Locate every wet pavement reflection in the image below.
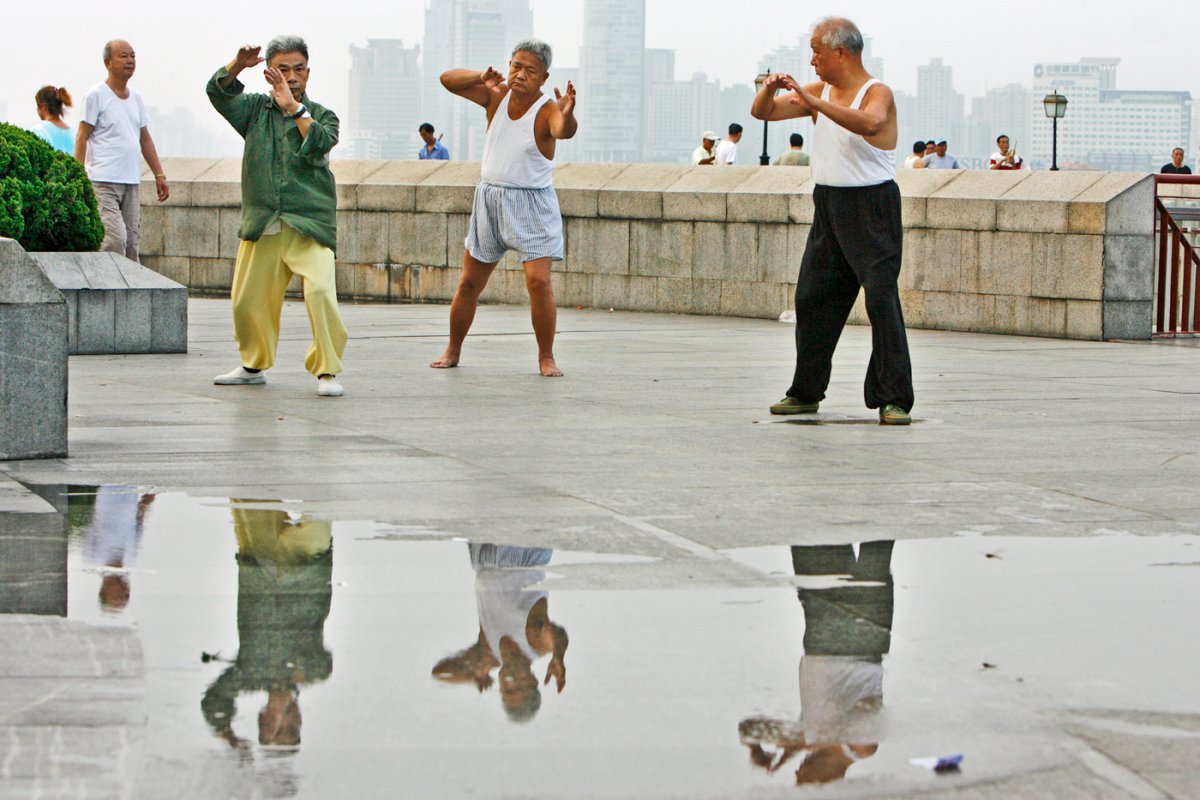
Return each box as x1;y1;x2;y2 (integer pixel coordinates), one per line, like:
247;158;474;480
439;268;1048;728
3;488;1200;799
740;542;893;785
432;544;568;721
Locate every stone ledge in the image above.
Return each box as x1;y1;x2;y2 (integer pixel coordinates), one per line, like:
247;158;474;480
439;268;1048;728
31;252;188;355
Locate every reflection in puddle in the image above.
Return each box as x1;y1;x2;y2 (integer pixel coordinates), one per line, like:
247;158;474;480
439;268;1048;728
3;488;1200;798
741;543;893;785
201;503;334;756
433;544;569;722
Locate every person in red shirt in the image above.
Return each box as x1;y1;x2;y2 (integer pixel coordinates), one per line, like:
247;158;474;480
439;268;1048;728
989;134;1022;170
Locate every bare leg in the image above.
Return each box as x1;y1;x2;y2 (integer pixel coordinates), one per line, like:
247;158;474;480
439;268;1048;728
430;251;498;368
524;257;562;377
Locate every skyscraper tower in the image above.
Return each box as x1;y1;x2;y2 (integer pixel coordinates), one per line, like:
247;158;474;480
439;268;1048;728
347;39;422;159
423;0;534;161
579;0;646;163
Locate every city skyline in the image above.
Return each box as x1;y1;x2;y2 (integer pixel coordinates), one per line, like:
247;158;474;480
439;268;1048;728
2;0;1197;163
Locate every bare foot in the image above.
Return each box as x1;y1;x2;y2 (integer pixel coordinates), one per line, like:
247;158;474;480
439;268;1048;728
539;356;563;377
430;351;460;369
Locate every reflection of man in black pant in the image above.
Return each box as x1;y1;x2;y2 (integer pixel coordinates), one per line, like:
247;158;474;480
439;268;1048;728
740;540;894;785
201;505;333;749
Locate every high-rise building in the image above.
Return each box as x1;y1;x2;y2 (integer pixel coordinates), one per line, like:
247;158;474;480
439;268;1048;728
916;58;965;151
1031;58;1191;171
579;0;645;163
347;39;422;160
422;0;533;161
646;72;722;163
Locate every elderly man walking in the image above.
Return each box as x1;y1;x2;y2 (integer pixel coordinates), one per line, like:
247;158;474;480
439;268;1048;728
76;40;169;261
752;17;914;424
206;37;347;398
430;39;578;377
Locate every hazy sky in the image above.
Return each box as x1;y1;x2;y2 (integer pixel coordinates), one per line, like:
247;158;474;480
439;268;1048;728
2;0;1195;141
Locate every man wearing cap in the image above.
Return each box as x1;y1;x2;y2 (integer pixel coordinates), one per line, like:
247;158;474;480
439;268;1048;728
752;16;914;425
923;139;961;169
693;131;717;165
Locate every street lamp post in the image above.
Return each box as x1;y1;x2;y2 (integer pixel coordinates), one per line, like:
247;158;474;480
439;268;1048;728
754;69;772;166
1043;90;1068;171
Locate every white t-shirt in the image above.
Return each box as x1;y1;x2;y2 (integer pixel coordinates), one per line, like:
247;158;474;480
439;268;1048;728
82;82;149;184
691;146;714;165
902;154;925;169
714;139;738;166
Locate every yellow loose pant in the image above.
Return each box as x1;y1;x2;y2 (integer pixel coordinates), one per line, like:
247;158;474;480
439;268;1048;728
231;222;347;377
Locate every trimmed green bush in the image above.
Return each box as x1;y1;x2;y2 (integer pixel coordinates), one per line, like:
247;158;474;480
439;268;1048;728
0;122;104;251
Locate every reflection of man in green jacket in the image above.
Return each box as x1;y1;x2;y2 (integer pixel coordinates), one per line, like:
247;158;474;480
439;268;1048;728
201;504;333;748
206;36;347;398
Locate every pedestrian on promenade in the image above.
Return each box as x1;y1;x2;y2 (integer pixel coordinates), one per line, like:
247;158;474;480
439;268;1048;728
76;40;169;262
923;140;936;157
31;86;75;154
693;130;717;165
989;134;1022;170
430;39;578;377
716;122;742;165
752;16;914;425
1161;147;1191;174
902;140;926;169
923;139;961;169
207;37;348;398
774;133;810;166
418;122;450;160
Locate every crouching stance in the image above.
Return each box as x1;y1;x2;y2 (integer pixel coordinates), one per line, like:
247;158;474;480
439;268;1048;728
207;37;347;397
431;39;577;377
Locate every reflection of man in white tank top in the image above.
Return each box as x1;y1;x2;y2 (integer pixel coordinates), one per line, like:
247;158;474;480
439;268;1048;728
751;16;914;426
431;40;580;378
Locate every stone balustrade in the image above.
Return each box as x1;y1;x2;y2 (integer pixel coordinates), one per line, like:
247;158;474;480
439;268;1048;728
139;159;1155;340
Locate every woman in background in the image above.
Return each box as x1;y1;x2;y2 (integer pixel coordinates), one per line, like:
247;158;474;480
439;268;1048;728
32;85;75;153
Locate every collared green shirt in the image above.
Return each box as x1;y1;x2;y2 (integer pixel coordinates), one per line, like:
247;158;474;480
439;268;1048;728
206;67;339;252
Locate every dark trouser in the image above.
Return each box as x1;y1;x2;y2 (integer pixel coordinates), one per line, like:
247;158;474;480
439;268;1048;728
788;180;914;412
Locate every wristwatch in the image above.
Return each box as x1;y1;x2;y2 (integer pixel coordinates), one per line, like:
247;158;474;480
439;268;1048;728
291;104;310;120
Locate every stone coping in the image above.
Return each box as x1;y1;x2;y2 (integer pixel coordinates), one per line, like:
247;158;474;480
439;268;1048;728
144;160;1153;236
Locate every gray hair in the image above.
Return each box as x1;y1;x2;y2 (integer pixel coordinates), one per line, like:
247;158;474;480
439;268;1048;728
813;17;864;54
266;35;309;64
102;39;129;62
512;39;552;70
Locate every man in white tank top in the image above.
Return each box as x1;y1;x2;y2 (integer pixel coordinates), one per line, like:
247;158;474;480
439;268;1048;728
751;17;914;425
431;40;579;377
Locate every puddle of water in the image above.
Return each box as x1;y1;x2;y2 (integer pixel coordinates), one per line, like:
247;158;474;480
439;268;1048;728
2;487;1199;799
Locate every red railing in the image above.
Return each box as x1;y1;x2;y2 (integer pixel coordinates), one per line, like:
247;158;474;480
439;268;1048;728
1154;175;1200;335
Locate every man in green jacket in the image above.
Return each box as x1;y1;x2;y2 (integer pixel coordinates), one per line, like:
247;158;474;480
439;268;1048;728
207;36;347;397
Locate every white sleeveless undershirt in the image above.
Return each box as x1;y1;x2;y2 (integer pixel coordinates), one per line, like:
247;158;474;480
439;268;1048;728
809;79;896;188
480;92;554;189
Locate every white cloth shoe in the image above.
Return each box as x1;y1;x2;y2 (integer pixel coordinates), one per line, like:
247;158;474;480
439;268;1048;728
213;366;266;385
317;375;343;397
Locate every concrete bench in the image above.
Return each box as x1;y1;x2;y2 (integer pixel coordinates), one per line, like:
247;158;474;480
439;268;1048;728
0;238;68;460
31;252;188;355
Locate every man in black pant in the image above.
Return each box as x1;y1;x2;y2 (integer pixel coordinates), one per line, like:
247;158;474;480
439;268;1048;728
751;16;913;424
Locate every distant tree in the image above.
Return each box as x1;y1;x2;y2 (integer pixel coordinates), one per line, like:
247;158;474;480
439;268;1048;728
0;123;104;251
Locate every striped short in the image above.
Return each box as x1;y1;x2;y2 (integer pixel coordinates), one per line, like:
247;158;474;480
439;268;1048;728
465;180;565;264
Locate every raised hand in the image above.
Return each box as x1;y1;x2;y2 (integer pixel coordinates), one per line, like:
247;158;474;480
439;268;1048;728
544;655;566;693
264;66;299;115
553;81;576;117
234;45;263;71
480;66;506;95
762;73;789;93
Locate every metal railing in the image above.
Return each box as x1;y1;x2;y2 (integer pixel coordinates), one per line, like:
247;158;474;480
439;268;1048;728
1154;175;1200;335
